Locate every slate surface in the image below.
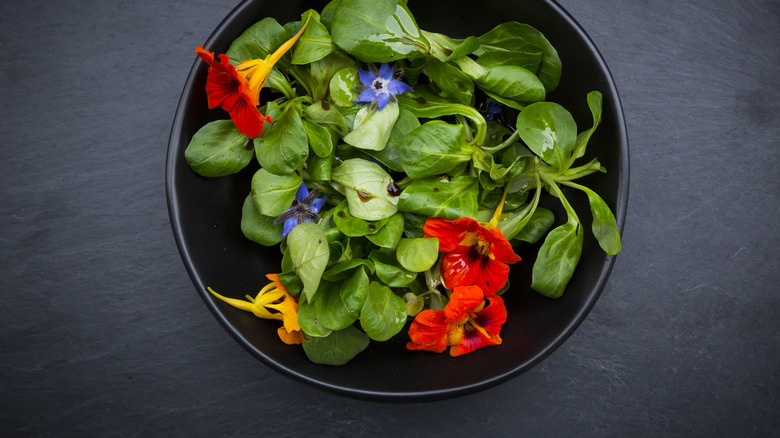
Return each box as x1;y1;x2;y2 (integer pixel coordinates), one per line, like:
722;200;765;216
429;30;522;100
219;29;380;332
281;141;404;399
1;0;777;436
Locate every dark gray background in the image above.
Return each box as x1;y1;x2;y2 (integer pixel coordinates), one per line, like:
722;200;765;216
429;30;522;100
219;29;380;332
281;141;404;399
1;0;777;436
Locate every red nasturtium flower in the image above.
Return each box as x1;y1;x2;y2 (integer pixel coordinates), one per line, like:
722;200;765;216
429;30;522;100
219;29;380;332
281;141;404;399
194;13;311;138
208;274;304;345
407;285;507;357
423;217;521;296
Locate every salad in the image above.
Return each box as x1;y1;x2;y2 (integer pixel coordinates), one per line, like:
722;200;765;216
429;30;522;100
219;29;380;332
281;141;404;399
184;0;621;365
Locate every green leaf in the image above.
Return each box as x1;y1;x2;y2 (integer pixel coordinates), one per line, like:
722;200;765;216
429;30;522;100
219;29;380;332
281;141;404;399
343;101;400;151
297;294;333;337
531;216;583;298
329;65;361;107
402;212;426;238
515;102;577;170
304;100;350;137
321;258;375;282
302;325;370;366
369;248;417;287
288;221;330;302
454;57;545;104
276;271;302;297
330;0;429;62
254;103;309;175
476;50;543;74
569;182;622;255
306;148;334;181
397;121;471;179
396;86;483;122
331;159;398;220
480;189;529;212
475;21;561;92
292;10;336;65
184;120;253;177
403;292;425;317
366;212;404;248
303;119;334;158
359;281;408;341
422;31;480;62
396;237;439;272
572;91;603;161
225;17;288;63
239;195;284;246
425;57;474;106
562;157;605;180
316;267;370;330
397;175;479;219
250;168;301;217
512;207;555;244
309;51;355;102
474;65;546;104
320;0;342;30
332;199;389;237
358;108;420;172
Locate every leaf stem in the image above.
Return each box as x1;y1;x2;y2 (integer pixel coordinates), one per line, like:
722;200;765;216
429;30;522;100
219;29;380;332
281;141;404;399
500;165;542;239
481;130;520;154
540;173;580;224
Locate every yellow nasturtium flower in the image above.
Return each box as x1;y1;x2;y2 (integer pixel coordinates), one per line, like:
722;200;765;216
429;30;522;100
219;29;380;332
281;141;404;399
208;274;304;345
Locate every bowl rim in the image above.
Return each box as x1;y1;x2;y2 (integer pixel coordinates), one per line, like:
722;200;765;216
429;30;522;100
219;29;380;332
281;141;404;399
166;0;629;401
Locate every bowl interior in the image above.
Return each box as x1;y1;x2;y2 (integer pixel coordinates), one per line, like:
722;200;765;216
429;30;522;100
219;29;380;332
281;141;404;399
167;0;628;401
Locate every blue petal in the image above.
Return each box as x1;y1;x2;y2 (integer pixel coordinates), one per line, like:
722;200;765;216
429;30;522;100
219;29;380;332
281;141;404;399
388;79;413;96
282;217;298;236
378;63;394;80
358;68;376;87
376;92;390;110
354;88;377;103
295;182;308;201
310;197;327;214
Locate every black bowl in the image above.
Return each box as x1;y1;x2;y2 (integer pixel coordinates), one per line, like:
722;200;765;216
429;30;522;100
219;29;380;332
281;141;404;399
167;0;629;401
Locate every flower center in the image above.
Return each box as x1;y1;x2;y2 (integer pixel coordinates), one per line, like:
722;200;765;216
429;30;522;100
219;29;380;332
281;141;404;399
461;232;494;259
372;78;387;93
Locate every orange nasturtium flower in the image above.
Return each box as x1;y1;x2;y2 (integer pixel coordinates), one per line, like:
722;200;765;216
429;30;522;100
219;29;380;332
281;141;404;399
423;191;521;296
208;274;304;345
407;285;507;357
194;13;311;138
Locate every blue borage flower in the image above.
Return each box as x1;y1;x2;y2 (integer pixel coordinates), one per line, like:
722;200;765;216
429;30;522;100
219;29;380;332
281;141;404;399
354;63;413;110
275;183;326;236
484;98;503;121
